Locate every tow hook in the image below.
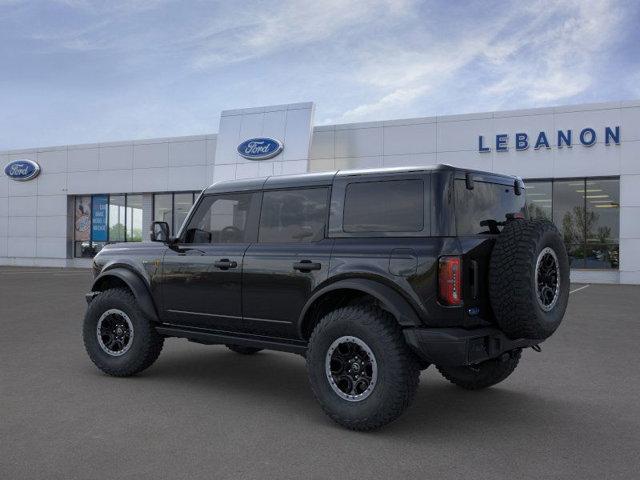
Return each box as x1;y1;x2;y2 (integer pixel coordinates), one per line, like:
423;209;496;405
531;344;542;352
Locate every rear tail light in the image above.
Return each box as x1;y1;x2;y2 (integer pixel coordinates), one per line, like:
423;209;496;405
439;256;462;306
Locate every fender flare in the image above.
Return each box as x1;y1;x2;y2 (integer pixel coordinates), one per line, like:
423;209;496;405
297;278;422;337
91;267;159;322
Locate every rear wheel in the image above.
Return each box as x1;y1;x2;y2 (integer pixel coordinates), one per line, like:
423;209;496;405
83;288;164;377
437;349;521;390
306;305;420;431
226;344;262;355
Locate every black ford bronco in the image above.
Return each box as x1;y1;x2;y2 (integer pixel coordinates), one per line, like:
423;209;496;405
83;165;569;430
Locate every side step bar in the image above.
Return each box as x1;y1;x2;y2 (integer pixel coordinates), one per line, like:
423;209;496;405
155;325;308;355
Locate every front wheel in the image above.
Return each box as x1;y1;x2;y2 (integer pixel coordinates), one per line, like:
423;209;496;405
306;305;420;431
436;349;521;390
83;288;164;377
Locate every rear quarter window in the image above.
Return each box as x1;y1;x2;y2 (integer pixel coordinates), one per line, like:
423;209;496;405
455;180;526;235
343;179;424;233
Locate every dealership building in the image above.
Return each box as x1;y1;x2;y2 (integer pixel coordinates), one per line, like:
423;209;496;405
1;100;639;284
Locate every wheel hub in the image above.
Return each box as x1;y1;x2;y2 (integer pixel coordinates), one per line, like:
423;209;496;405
535;247;560;312
325;336;378;402
96;309;134;357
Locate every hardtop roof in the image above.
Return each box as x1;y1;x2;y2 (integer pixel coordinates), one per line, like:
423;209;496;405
203;164;519;194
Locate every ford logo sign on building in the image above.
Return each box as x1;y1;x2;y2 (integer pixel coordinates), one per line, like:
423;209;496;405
4;159;41;181
237;138;283;160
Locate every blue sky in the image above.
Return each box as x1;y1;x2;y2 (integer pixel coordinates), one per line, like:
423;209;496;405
1;0;639;150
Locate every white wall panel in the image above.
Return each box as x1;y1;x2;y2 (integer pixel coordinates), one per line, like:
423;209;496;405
37;172;67;195
215;114;243;165
169;140;206;167
8;195;36;217
282;107;314;162
99;144;133;170
36;237;67;258
68;170;133;194
437;118;494;152
553;142;620;178
620;140;640;175
0;236;6;257
335;127;382;158
134;142;169;169
37;215;67;237
133;167;169;192
8;178;37;196
37;149;67;173
236;162;260;179
167;165;207;191
37;195;67;217
0;198;7;217
0;215;7;237
620;206;640;239
334;156;382;170
383;123;436;155
7;237;36;257
8;217;36;237
620;175;640;206
310;130;334;159
382;153;437;169
68;147;100;171
620;107;640;142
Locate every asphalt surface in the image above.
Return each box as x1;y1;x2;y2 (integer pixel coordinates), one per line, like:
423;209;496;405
1;267;639;480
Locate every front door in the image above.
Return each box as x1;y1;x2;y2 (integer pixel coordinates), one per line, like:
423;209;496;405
242;187;332;338
160;191;261;332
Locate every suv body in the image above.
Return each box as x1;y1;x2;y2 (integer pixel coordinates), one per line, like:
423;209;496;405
85;165;567;430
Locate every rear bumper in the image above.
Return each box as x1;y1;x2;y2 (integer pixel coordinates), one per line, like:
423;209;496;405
403;326;540;367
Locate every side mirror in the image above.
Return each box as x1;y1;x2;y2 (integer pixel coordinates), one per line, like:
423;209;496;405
150;221;170;242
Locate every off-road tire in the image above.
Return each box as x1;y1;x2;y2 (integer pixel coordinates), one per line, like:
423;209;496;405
489;219;569;340
306;305;420;431
226;345;262;355
83;288;164;377
436;349;521;390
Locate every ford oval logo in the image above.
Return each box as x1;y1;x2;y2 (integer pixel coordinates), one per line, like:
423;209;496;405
237;137;283;160
4;159;41;181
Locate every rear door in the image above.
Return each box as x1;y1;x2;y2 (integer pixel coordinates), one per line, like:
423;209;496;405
242;187;333;338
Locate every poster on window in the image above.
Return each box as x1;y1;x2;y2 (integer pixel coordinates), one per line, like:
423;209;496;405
91;195;108;242
75;196;91;241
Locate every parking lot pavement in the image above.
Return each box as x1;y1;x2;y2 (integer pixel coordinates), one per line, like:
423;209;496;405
1;267;639;480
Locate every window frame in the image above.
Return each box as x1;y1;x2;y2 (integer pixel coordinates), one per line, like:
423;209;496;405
256;186;331;244
328;173;432;238
178;190;261;245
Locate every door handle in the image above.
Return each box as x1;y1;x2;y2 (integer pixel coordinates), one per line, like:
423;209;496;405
293;260;321;272
214;259;238;270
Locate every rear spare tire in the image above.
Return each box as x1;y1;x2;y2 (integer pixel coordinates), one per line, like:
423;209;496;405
489;219;569;340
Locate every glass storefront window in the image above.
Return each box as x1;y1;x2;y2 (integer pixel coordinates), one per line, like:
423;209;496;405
174;193;194;234
524;180;552;221
154;193;172;229
73;193;146;257
525;177;620;270
126;194;143;242
152;191;198;235
109;195;126;242
585;179;619;269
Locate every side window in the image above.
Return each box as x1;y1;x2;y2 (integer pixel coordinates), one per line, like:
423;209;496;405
343;180;424;232
259;188;329;243
183;193;258;244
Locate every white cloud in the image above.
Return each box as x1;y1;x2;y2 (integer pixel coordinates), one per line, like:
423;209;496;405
334;0;625;122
